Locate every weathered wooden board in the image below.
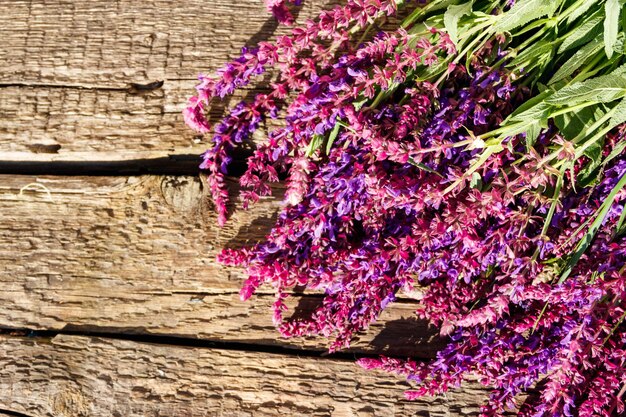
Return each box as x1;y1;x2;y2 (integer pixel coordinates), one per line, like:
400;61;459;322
0;82;202;163
0;0;332;164
0;1;492;413
0;334;495;417
0;175;442;357
0;82;276;169
0;0;331;85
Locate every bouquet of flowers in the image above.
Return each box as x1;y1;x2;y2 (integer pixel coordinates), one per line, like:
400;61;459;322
185;0;626;415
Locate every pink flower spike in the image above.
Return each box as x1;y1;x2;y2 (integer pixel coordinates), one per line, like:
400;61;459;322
183;96;211;133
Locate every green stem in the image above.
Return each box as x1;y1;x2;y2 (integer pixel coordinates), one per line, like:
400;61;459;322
570;53;609;84
558;172;626;283
401;0;450;28
557;0;598;23
531;168;564;262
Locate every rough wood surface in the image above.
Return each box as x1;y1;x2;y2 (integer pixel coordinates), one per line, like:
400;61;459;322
0;0;332;163
0;1;490;414
0;0;333;85
0;175;443;357
0;82;203;162
0;334;495;417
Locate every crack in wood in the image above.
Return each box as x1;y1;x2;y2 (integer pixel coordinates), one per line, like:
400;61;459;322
0;408;35;417
0;154;255;176
0;82;130;91
0;157;200;176
0;327;393;362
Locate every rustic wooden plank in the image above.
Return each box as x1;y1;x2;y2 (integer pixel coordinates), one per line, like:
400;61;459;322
0;0;332;86
0;0;330;163
0;334;495;416
0;82;276;166
0;82;202;162
0;175;442;357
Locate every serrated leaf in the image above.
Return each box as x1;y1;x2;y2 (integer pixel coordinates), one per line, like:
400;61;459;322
604;0;621;58
495;0;562;32
546;74;626;106
508;101;552;123
567;0;601;25
558;12;603;54
613;62;626;75
550;36;603;84
444;1;473;45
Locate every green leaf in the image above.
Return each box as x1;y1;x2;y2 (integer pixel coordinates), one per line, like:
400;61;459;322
554;104;603;140
508;40;555;70
549;36;603;84
567;0;601;25
495;0;562;32
577;162;602;188
559;171;626;282
499;91;552;147
525;121;543;149
305;135;324;157
615;202;626;237
604;0;621;58
583;134;605;161
508;102;552;123
558;12;603;54
444;1;473;45
576;130;605;188
325;122;341;155
546;73;626;106
507;89;554;121
607;97;626;130
612;62;626;75
407;158;444;177
605;138;626;164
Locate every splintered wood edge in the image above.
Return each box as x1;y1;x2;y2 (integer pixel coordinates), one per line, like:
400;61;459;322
0;334;502;417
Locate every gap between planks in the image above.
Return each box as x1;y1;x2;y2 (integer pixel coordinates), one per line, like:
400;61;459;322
0;333;500;417
0;327;386;362
0;174;442;359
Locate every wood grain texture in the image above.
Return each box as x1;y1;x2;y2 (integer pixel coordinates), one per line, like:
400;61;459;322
0;0;331;85
0;0;331;163
0;82;202;161
0;175;442;357
0;82;275;166
0;334;495;417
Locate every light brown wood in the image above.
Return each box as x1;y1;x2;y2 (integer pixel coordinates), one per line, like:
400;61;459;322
0;1;491;412
0;175;441;357
0;334;496;417
0;0;332;163
0;0;332;85
0;82;203;161
0;82;278;166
